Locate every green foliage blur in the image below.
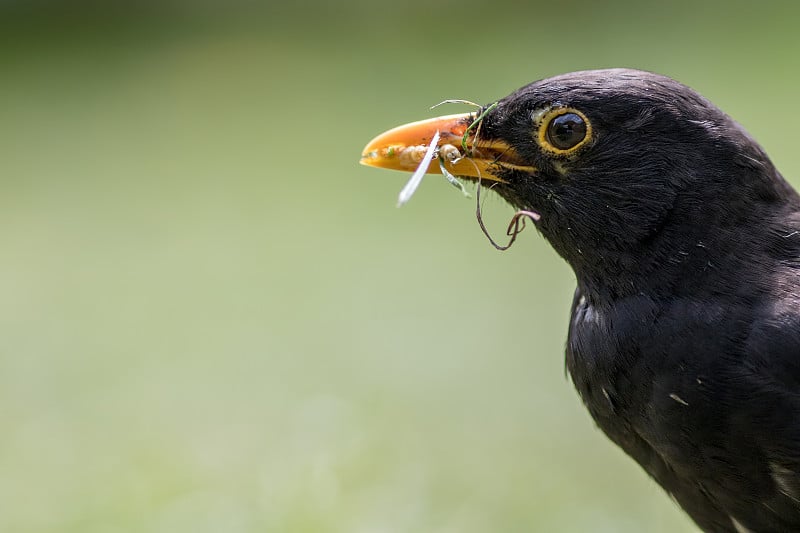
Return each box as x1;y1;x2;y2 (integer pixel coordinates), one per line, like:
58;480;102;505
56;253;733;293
2;1;799;531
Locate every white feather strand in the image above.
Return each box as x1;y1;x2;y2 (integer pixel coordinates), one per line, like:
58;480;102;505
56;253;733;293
397;130;440;207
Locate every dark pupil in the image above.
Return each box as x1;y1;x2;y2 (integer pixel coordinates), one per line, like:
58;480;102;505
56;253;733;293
547;113;586;150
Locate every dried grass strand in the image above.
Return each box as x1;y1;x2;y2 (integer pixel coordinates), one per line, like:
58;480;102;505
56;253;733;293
474;173;540;251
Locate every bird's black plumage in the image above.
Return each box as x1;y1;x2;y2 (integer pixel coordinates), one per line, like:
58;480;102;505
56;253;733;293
468;69;800;532
359;66;800;531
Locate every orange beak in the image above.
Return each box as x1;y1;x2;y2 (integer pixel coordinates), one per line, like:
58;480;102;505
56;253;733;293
359;112;535;183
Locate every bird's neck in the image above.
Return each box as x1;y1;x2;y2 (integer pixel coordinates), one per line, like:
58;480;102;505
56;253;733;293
570;174;800;304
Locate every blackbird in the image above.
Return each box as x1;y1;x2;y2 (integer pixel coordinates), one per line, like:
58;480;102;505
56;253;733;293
360;69;800;532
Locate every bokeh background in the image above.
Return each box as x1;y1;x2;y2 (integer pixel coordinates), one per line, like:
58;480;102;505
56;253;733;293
2;1;799;531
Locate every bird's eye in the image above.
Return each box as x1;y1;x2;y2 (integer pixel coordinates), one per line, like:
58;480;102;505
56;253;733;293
536;108;592;156
545;113;587;151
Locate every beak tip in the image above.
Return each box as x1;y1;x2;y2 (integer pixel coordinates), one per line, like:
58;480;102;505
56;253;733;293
359;149;382;168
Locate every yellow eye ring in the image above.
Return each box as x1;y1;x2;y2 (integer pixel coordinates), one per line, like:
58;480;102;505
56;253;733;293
537;108;592;155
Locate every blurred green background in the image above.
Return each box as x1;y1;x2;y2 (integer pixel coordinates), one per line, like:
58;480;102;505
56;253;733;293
2;1;799;531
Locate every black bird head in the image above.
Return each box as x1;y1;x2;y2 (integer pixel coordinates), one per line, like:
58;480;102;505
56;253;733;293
361;69;799;301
